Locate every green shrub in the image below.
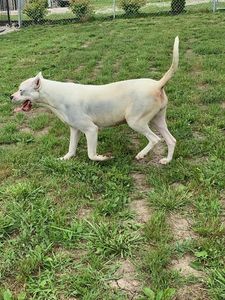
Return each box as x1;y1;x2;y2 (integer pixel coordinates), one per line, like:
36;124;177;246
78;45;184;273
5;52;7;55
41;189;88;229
24;0;47;23
119;0;147;15
171;0;186;14
70;0;92;20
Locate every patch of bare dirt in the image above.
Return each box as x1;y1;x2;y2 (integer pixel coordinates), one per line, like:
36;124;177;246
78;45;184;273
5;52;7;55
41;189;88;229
191;57;203;77
130;142;152;223
149;66;158;72
198;83;209;91
74;64;85;74
171;254;204;278
192;69;202;76
54;246;88;261
220;190;225;222
221;102;225;109
0;165;12;182
77;207;92;219
176;283;209;300
130;200;152;223
2;278;25;298
149;66;160;77
130;172;152;223
19;57;36;65
188;156;209;165
198;104;209;112
170;182;185;189
81;40;93;48
36;127;50;137
20;126;33;134
130;132;140;151
188;38;197;44
184;48;202;77
168;213;197;241
113;59;121;75
185;48;193;58
151;141;166;164
24;107;51;119
220;190;225;206
0;143;17;150
131;172;149;192
92;60;104;80
19;124;50;137
59;296;78;300
109;260;141;299
54;246;88;280
193;131;205;141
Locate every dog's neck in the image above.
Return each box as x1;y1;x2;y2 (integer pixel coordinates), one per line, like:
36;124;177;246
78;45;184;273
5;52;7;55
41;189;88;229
36;78;75;125
37;79;61;108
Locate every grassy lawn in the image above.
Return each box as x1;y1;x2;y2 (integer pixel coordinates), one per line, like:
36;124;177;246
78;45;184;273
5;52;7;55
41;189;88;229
0;10;225;300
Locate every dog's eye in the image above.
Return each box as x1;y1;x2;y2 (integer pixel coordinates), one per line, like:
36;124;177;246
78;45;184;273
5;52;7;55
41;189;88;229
20;89;25;95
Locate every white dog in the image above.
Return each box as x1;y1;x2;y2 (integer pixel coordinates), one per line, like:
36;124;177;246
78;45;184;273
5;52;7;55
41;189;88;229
11;37;179;164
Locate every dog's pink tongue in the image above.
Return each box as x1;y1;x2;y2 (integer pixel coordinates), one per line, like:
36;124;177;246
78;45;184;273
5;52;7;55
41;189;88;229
23;100;32;112
14;100;32;113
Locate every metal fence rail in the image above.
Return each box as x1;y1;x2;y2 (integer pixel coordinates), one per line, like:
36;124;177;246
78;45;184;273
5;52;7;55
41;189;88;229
0;0;225;27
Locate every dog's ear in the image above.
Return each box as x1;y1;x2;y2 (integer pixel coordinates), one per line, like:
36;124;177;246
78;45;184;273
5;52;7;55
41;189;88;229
37;72;43;79
33;72;43;90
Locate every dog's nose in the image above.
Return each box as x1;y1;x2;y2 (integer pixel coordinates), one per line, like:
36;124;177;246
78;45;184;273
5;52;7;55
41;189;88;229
10;95;14;100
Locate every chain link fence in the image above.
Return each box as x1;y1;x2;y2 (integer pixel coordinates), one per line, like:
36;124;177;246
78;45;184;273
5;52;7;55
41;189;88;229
0;0;11;26
0;0;224;27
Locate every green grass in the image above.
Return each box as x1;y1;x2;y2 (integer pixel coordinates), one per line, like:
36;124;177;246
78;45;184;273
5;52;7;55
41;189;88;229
1;9;225;300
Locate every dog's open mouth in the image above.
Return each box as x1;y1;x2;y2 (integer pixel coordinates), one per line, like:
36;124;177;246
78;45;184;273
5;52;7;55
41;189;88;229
14;100;32;112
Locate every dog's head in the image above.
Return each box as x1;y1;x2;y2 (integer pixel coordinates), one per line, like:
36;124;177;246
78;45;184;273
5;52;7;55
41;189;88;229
11;72;43;112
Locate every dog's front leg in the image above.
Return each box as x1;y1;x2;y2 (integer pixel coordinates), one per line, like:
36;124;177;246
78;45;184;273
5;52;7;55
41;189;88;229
60;127;80;160
85;124;111;161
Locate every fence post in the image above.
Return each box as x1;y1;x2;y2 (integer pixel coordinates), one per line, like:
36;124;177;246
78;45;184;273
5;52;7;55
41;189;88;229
113;0;116;19
18;0;22;27
6;0;11;26
212;0;217;12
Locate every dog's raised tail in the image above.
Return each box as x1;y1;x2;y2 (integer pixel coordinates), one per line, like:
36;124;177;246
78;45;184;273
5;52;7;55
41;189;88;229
158;36;179;88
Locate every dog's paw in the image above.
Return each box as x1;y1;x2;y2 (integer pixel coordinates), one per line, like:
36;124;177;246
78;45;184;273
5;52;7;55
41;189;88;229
90;155;112;161
59;153;74;160
159;158;170;165
135;153;145;160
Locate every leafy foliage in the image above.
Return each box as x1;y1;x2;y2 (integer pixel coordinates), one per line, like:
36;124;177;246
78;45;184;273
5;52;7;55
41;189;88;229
70;0;92;20
24;0;47;23
119;0;147;15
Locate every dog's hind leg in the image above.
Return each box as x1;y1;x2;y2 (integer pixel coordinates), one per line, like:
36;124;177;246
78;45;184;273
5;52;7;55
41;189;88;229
151;108;176;164
60;127;80;160
84;123;111;161
127;119;161;160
